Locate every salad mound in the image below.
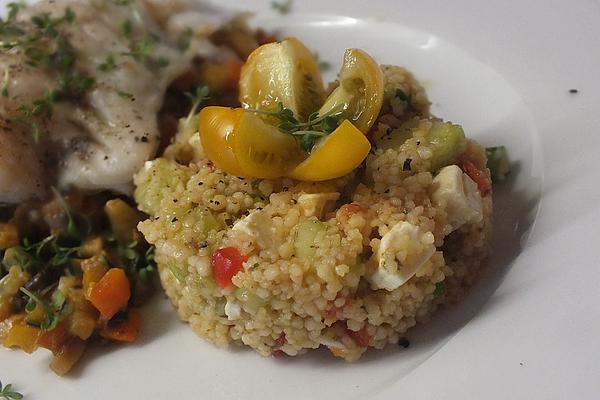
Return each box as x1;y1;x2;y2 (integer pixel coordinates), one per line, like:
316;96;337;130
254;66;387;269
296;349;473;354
134;38;496;360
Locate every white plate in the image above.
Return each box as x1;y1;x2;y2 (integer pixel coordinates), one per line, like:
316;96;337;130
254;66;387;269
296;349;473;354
2;1;600;399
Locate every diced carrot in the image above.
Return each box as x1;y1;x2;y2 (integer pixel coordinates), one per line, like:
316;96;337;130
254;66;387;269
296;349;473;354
37;322;71;353
461;160;491;196
4;322;42;353
346;325;371;348
87;268;131;320
100;308;141;343
225;59;243;90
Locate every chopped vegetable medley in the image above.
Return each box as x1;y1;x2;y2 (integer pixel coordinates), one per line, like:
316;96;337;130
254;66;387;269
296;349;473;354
0;192;155;375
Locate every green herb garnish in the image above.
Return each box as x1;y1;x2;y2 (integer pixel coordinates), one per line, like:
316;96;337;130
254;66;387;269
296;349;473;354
1;5;97;143
485;146;511;183
156;56;170;68
125;37;154;62
247;102;342;151
120;19;132;38
116;90;134;99
185;85;210;118
434;281;446;297
98;54;117;72
0;380;23;400
395;88;411;103
271;0;293;14
313;52;331;72
51;187;86;238
20;286;66;331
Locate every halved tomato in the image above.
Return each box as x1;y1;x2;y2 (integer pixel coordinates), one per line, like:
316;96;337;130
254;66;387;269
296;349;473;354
198;107;245;176
239;37;325;120
317;49;384;133
288;120;371;181
233;112;305;179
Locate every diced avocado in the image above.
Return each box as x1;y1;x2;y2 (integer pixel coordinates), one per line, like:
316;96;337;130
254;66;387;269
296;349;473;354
133;158;190;216
426;121;467;171
294;218;326;260
486;146;511;182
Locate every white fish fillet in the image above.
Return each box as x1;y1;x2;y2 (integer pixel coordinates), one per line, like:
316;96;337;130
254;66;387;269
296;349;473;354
0;0;227;203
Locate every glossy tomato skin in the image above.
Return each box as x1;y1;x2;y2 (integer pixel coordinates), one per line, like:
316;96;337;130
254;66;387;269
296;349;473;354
198;107;245;176
211;247;246;288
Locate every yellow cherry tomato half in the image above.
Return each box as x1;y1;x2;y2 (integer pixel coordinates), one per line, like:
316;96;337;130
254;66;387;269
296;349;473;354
233;112;305;179
288;120;371;181
318;49;384;133
239;37;325;121
199;106;245;176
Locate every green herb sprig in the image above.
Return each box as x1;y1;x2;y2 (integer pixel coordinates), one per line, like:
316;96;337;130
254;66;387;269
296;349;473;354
184;85;210;119
98;54;117;72
271;0;293;14
0;380;23;400
20;286;66;331
247;102;342;151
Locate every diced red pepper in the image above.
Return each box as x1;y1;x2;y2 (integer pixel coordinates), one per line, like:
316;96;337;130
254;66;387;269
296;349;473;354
273;332;287;348
346;325;371;348
461;160;491;196
272;349;287;358
211;247;246;288
340;203;363;216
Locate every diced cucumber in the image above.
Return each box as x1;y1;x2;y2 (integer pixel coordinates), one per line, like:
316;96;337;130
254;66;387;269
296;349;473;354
133;158;190;215
373;118;418;151
426;121;467;171
294;218;326;259
168;264;188;282
234;288;267;312
486;146;511;182
184;208;221;234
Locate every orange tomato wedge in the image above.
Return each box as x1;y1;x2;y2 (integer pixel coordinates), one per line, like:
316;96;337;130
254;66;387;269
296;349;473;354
288;120;371;181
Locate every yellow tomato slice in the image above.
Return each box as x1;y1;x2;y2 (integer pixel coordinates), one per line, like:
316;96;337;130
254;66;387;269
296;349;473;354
288;120;371;181
239;37;325;121
233;112;305;179
318;49;384;133
199;106;245;176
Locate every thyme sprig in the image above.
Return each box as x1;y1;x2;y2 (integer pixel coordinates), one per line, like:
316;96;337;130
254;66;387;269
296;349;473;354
247;102;342;151
184;85;210;122
0;380;23;400
271;0;293;15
